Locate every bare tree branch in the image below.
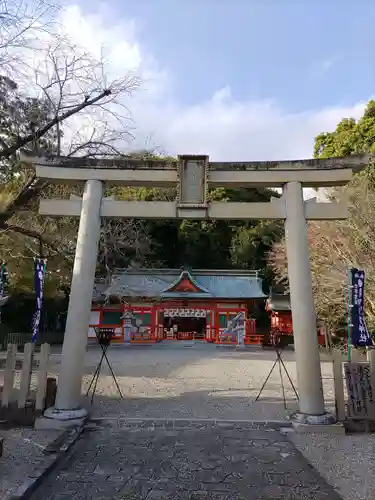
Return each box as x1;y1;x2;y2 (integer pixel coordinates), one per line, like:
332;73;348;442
0;0;59;75
2;220;60;252
0;88;111;158
0;0;154;294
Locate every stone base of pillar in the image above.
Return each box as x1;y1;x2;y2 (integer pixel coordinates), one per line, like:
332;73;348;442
290;411;345;434
35;407;88;430
291;411;336;425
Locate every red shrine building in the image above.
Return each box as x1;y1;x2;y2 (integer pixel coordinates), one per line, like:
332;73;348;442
265;293;326;347
89;268;266;344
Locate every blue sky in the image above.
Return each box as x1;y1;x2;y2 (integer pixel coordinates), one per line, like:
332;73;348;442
78;1;374;112
58;1;373;160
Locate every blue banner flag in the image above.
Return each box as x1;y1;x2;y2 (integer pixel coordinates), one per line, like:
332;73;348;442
0;262;8;299
32;258;47;343
350;268;372;347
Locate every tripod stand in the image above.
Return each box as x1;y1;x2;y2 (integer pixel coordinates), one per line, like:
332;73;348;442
86;327;124;404
255;345;299;409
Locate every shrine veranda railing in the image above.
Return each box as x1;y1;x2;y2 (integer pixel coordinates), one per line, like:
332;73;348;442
87;303;259;344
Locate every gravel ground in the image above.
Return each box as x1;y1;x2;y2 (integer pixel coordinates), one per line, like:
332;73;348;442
76;343;336;421
0;344;339;422
289;432;375;500
0;428;62;498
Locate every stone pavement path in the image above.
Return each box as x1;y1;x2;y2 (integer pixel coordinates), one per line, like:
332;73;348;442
29;421;342;500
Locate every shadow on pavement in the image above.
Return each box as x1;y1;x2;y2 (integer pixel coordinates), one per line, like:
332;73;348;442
82;387;335;422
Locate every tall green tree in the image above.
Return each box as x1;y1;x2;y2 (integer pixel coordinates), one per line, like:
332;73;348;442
141;185;282;295
314;100;375;158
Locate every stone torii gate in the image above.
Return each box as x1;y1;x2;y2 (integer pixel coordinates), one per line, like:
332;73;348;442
21;152;369;427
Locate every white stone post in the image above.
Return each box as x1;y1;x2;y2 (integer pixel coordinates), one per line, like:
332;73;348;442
284;181;331;423
45;179;102;423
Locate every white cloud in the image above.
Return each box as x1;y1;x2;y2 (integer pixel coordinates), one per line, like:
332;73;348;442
131;93;366;161
23;4;369;163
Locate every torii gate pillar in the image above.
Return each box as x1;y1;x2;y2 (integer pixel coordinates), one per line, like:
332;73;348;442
44;179;103;424
284;182;327;421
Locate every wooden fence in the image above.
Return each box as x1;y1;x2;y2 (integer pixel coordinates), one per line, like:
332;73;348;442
1;332;30;350
0;343;53;421
332;348;375;425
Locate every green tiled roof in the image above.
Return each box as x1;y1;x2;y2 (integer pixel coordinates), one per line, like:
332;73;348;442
97;268;266;300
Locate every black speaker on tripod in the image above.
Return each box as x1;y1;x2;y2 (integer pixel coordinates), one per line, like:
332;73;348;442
255;330;299;409
86;327;124;404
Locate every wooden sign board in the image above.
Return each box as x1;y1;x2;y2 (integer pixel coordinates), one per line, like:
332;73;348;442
344;362;375;419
